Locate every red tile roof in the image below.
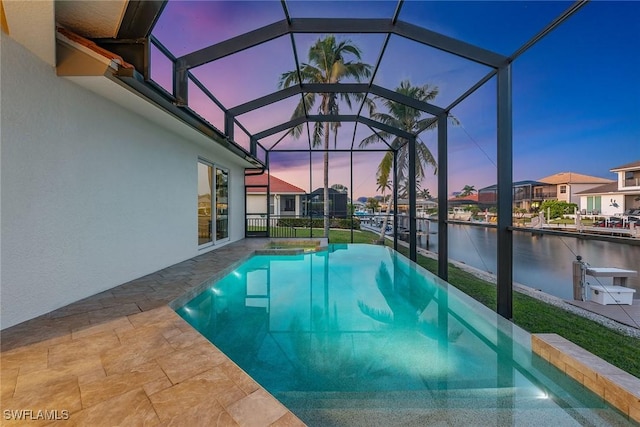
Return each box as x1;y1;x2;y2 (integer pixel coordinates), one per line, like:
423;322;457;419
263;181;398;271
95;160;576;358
448;194;479;202
245;174;306;194
57;27;134;69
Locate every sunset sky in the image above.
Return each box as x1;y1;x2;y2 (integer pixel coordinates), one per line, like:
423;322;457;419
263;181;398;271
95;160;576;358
152;1;640;200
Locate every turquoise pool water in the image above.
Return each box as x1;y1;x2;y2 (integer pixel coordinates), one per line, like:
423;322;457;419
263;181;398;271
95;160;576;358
176;244;633;426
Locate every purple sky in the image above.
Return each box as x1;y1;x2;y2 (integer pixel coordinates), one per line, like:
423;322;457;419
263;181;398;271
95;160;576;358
152;1;640;200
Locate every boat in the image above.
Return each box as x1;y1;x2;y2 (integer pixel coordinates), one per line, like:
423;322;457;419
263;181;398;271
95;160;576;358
448;207;472;221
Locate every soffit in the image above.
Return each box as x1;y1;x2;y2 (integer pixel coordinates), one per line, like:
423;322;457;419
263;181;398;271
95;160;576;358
56;0;127;38
2;0;56;65
1;0;128;66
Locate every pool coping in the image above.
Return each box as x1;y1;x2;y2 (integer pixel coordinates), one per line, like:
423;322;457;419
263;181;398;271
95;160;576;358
532;333;640;422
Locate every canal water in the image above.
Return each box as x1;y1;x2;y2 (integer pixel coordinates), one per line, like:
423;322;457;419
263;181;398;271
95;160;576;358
415;223;640;300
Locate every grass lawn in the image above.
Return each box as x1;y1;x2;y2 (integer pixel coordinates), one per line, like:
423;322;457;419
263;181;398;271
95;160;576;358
250;226;377;243
327;228;640;378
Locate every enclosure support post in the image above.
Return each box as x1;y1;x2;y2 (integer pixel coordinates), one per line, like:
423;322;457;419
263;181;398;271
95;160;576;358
393;150;398;252
224;113;234;142
497;64;514;320
309;150;312;239
409;136;417;262
249;137;257;157
437;114;448;280
350;150;354;243
266;151;271;238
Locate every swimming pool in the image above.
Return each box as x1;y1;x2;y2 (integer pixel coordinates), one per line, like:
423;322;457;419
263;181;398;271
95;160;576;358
176;244;633;426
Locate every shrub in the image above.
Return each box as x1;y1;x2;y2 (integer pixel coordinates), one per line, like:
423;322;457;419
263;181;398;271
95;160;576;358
331;218;361;230
540;200;578;220
277;217;360;230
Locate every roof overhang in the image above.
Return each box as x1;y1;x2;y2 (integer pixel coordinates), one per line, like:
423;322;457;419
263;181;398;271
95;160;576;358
55;27;264;169
2;0;56;65
611;164;640;173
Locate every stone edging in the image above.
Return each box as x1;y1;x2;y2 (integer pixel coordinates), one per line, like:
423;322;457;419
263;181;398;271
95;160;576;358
532;333;640;422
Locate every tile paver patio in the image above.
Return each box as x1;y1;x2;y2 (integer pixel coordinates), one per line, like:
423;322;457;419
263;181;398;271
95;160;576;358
0;238;305;426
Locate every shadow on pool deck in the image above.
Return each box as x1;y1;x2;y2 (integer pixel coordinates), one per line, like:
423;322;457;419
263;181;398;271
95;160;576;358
0;238;305;426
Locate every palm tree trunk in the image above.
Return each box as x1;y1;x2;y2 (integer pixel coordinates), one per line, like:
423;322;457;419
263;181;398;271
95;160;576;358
379;194;392;242
323;122;330;238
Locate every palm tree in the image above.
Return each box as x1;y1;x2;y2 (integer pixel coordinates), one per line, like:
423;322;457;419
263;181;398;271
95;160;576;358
419;188;432;200
376;153;393;242
279;36;372;237
360;80;449;203
459;185;476;197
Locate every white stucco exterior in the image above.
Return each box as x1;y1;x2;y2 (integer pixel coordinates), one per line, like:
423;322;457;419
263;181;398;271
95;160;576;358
1;36;248;328
246;193;302;217
554;183;605;205
578;195;624;217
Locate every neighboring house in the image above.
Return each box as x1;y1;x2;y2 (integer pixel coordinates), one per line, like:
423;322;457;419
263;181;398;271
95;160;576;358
245;174;306;217
537;172;613;206
576;161;640;216
477;173;615;212
448;194;479;207
305;188;348;218
478;181;545;211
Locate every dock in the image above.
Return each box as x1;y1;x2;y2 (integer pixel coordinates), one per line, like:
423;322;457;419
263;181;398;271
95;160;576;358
565;299;640;329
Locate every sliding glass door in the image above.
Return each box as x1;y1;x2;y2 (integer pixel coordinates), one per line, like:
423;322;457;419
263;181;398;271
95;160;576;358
216;167;229;240
198;160;230;246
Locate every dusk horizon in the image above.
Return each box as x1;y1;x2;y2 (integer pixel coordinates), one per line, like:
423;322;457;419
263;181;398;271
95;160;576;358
152;0;640;200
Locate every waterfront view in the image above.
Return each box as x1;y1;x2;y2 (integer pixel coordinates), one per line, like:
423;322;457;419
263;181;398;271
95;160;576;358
418;224;640;300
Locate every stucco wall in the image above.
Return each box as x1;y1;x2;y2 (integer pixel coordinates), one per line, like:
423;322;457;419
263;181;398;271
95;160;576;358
246;194;268;216
1;36;246;329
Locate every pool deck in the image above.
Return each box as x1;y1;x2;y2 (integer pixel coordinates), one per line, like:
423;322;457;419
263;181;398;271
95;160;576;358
0;238;305;426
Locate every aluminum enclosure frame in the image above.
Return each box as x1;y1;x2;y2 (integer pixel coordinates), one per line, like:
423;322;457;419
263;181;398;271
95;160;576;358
111;0;589;320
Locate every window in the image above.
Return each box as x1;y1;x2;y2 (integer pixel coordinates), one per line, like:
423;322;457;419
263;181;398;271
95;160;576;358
559;185;567;194
269;195;275;214
587;196;602;214
198;160;229;246
283;196;295;212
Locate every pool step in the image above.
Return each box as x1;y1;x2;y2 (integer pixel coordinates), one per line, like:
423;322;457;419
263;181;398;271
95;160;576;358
276;387;545;410
276;389;628;427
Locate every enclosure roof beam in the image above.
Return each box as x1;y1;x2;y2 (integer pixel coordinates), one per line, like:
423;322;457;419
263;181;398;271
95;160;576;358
177;19;290;69
392;20;505;68
228;86;300;116
289;19;506;67
229;83;442;117
306;115;414;139
369;84;443;115
117;0;167;39
358;117;413;139
228;83;368;116
254;114;411;141
253;116;306;140
177;18;507;71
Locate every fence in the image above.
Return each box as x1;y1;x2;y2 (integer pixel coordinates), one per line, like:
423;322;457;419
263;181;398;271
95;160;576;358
245;215;361;238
